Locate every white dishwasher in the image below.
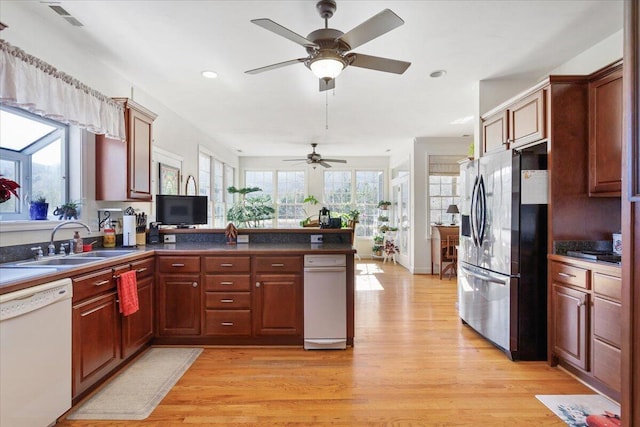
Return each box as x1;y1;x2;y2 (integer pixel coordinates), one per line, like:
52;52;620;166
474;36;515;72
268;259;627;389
1;278;73;427
303;254;347;349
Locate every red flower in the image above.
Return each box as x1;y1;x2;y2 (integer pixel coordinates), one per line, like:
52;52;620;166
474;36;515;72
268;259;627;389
0;175;20;203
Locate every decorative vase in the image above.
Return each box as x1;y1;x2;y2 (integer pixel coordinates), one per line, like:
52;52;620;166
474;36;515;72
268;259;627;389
29;202;49;220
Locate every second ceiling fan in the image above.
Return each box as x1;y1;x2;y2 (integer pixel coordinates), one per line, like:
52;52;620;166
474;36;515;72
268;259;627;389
245;0;411;91
284;143;347;168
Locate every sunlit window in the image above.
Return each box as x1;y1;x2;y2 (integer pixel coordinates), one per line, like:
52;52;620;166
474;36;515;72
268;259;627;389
0;106;68;220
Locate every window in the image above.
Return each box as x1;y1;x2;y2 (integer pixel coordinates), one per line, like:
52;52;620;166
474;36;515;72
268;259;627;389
244;171;274;228
199;150;235;227
428;155;462;225
354;171;383;237
323;170;352;218
277;171;305;228
0;106;68;220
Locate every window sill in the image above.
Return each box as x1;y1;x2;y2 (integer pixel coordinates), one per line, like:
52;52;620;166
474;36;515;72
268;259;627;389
0;220;78;233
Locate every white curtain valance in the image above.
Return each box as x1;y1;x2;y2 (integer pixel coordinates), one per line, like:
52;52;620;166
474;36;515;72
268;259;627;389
0;39;125;140
429;155;464;176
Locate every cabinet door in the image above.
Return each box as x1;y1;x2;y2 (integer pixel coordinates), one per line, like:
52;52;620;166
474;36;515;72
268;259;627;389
157;275;201;336
509;89;546;148
254;274;302;337
72;292;121;398
121;275;154;358
482;110;508;154
592;295;622;393
589;68;623;196
128;106;153;200
552;284;589;371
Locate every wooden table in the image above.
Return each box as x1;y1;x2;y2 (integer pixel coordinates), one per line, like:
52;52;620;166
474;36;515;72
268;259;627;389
431;225;459;277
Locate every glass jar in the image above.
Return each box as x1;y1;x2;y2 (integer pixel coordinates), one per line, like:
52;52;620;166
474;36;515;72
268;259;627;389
103;228;116;248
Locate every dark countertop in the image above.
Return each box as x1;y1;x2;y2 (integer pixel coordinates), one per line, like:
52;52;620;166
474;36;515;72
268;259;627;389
0;243;355;294
548;253;622;274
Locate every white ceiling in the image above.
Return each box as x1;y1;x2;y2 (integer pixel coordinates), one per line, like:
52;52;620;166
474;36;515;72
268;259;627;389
3;1;624;158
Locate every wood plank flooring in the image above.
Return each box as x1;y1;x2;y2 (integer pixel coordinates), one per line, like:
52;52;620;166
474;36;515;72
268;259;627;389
59;261;594;426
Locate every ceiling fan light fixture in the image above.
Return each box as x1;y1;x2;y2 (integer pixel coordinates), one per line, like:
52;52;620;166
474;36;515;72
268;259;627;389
310;57;345;79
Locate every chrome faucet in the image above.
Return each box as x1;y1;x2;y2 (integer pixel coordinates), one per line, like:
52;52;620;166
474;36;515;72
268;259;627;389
49;220;91;256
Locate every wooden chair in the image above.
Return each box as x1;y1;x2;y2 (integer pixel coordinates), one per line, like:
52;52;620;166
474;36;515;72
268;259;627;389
440;235;459;280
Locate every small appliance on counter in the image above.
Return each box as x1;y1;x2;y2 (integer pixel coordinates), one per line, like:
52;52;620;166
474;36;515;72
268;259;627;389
319;207;331;228
612;232;622;256
148;222;160;244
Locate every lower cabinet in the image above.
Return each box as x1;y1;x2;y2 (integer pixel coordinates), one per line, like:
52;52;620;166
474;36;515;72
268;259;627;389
254;273;302;337
549;257;622;401
122;275;154;358
157;275;201;336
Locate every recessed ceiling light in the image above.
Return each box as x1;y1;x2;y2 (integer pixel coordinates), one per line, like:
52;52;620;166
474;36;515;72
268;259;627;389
429;70;447;78
450;115;474;125
201;70;218;79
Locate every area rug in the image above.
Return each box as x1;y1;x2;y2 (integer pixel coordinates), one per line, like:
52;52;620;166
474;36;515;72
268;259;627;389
536;394;621;427
67;347;203;420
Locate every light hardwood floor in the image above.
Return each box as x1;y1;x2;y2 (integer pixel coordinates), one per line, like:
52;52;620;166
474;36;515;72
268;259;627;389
60;261;594;426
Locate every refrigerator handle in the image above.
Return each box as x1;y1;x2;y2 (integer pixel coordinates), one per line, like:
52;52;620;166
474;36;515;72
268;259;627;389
477;175;486;246
460;266;507;285
470;176;479;246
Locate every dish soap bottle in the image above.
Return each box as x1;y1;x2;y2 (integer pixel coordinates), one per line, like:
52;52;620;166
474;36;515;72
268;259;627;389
73;231;83;253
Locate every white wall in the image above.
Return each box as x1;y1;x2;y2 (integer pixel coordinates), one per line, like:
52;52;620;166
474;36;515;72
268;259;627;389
0;1;238;247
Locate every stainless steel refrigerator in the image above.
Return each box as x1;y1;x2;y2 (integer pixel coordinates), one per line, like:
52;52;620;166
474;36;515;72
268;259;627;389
458;145;548;360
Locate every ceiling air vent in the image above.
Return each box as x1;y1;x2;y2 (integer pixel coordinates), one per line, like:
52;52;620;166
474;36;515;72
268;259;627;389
47;3;84;27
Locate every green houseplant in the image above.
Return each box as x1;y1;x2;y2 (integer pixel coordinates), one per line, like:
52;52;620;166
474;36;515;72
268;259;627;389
226;186;275;228
300;195;320;227
377;200;391;209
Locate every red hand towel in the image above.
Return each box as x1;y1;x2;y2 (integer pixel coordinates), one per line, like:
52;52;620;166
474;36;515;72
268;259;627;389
117;270;139;316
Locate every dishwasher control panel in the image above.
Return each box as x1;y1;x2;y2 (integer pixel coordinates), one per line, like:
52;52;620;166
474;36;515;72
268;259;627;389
304;254;346;268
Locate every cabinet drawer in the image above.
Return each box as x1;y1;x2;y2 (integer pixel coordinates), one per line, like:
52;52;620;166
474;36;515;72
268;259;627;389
204;256;250;273
72;268;116;303
593;296;622;348
550;261;589;289
158;256;200;273
205;310;251;336
254;256;302;273
593;338;622;392
130;257;154;279
205;274;251;291
593;272;621;301
205;292;251;309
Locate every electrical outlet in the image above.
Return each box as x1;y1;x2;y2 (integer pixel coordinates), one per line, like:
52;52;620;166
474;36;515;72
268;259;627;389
237;235;249;244
311;235;323;244
163;234;176;243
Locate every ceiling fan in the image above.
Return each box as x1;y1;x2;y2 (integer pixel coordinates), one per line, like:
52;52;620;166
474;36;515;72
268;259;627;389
245;0;411;91
284;143;347;168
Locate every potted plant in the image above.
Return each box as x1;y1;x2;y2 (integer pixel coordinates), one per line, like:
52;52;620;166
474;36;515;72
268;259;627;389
377;215;389;222
227;186;275;228
53;200;80;220
300;195;320;227
372;245;383;256
345;208;360;228
0;175;20;204
29;195;49;220
377;200;391;210
378;224;389;233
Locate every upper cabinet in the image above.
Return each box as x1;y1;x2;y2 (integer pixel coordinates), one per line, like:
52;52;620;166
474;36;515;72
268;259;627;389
588;63;623;197
96;98;157;201
481;88;546;155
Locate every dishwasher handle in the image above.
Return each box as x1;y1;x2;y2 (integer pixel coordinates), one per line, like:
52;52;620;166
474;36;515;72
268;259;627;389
304;267;347;273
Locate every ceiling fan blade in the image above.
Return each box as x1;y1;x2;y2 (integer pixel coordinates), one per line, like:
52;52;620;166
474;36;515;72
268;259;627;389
347;53;411;74
319;78;336;92
322;159;347;164
251;18;318;48
318;161;332;168
245;58;306;74
283;158;309;162
338;9;404;51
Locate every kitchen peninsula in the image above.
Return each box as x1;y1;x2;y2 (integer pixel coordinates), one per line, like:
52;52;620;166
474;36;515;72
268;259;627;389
0;227;356;403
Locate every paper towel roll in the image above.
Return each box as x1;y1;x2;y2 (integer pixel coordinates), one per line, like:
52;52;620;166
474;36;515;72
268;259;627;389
122;215;137;247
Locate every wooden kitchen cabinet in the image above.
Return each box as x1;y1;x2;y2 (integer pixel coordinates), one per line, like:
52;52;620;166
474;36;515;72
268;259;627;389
552;283;589;371
482;110;508;154
253;256;303;337
157;256;201;336
71;266;121;398
588;63;623;196
204;256;252;336
508;89;546;149
121;257;155;358
95;98;157;201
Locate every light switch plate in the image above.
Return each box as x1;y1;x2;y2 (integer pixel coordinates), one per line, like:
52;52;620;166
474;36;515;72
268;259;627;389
163;234;176;243
311;235;323;244
237;235;249;244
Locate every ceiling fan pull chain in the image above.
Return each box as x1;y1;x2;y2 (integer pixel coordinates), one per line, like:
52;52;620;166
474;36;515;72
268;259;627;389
325;90;329;130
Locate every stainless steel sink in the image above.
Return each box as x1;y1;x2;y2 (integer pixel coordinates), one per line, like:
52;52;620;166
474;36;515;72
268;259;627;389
74;250;137;258
17;257;107;267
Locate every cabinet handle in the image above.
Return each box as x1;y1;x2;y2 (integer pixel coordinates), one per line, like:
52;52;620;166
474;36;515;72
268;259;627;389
192;282;198;288
220;263;233;267
136;267;147;274
558;272;576;278
271;263;285;267
221;322;234;326
220;281;233;285
256;282;261;288
94;280;110;287
577;300;586;307
171;263;185;267
221;299;234;303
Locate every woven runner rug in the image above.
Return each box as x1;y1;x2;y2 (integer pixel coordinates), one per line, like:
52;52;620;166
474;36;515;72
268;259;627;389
67;347;203;420
536;394;621;427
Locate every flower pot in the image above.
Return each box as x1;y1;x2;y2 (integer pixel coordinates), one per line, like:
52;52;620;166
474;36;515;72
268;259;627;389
29;202;49;220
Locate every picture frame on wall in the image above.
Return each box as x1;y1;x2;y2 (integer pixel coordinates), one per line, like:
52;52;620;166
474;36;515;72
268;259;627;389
159;163;180;195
